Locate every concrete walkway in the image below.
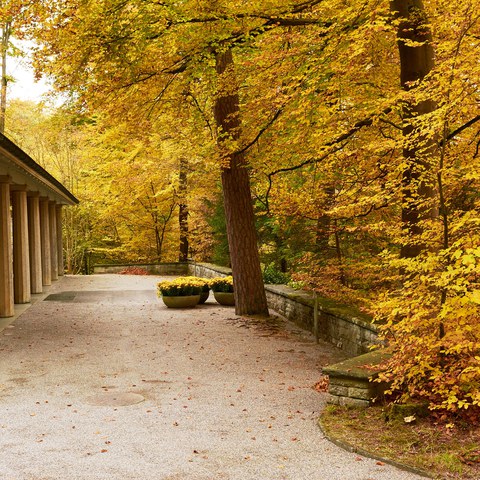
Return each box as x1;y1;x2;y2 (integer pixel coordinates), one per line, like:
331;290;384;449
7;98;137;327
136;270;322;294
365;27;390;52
0;275;425;480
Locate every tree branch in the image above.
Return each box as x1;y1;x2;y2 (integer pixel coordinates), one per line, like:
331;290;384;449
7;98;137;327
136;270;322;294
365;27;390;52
161;0;329;28
263;106;393;211
236;105;285;155
445;115;480;142
187;92;215;139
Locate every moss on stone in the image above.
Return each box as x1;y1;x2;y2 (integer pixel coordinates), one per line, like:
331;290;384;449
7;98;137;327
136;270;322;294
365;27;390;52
323;350;391;380
265;284;373;326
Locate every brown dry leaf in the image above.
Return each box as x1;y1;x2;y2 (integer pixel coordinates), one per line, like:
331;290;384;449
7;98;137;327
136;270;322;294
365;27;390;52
313;376;330;392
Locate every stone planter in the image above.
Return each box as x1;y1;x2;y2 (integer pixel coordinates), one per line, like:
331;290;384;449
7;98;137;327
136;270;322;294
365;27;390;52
199;290;210;304
161;295;200;308
213;292;235;306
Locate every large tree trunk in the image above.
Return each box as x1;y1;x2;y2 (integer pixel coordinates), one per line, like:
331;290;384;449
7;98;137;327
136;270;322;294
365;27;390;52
391;0;438;258
213;47;269;316
178;157;189;262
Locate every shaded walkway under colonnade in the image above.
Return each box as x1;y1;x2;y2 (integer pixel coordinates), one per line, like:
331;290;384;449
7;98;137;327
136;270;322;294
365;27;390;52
0;132;78;319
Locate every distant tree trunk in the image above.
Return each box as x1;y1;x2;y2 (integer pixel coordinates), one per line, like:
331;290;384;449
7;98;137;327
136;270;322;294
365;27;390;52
0;22;11;134
213;47;269;316
178;157;189;262
154;224;162;261
391;0;438;258
315;186;335;255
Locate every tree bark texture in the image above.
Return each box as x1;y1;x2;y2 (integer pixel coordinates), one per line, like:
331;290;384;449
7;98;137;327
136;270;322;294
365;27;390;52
391;0;438;258
213;48;269;316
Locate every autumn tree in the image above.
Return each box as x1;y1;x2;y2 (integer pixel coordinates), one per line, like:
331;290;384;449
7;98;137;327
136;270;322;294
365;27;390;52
11;0;480;416
392;0;438;259
26;0;303;315
375;1;480;415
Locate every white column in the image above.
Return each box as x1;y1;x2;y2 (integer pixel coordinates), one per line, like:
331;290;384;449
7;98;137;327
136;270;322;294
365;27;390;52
39;197;51;286
56;204;64;276
0;176;14;317
28;193;43;294
12;187;31;304
49;201;58;281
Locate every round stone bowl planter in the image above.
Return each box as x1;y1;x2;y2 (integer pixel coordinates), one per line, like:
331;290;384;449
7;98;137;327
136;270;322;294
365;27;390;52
162;295;200;308
213;292;235;306
199;290;210;304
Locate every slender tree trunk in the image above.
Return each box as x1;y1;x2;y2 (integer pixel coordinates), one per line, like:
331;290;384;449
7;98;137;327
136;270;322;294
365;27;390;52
0;22;11;134
391;0;438;258
333;220;347;286
178;157;189;262
154;224;162;261
315;186;335;255
213;47;269;316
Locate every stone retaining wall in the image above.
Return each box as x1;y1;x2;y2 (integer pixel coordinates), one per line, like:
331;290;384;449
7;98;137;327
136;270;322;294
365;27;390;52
188;262;233;278
323;350;390;407
93;263;189;275
265;285;379;356
189;262;380;357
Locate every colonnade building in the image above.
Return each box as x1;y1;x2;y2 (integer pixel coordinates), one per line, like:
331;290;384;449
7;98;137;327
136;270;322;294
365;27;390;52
0;133;78;318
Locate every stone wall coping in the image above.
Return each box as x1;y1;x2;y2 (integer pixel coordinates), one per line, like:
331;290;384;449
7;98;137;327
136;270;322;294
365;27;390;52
323;350;391;380
264;284;377;334
191;262;232;276
94;262;188;268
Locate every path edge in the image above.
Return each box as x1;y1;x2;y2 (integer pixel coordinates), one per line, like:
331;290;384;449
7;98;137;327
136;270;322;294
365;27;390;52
317;415;434;479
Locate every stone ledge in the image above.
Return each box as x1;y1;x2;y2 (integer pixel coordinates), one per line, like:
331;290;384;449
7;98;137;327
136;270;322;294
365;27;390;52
93;263;189;275
323;349;389;380
265;284;373;330
324;350;391;406
326;394;370;408
265;285;379;356
189;262;232;277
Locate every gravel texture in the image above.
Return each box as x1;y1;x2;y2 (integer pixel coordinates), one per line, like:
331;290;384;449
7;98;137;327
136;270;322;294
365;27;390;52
0;274;426;480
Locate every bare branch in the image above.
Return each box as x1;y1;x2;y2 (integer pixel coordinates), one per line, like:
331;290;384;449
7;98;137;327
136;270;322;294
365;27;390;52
236;105;285;155
446;115;480;142
262;106;394;210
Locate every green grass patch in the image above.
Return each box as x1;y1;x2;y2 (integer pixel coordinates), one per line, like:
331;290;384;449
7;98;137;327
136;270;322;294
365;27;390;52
320;404;480;479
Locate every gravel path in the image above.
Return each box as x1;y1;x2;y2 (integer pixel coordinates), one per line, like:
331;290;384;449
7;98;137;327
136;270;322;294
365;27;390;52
0;275;425;480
